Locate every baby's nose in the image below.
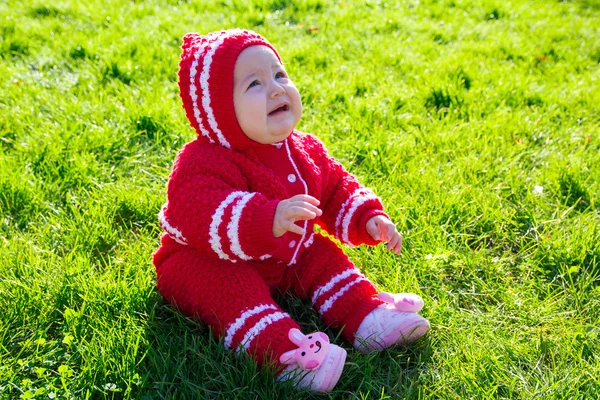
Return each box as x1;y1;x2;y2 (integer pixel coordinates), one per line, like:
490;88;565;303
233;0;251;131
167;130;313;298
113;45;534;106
270;83;285;98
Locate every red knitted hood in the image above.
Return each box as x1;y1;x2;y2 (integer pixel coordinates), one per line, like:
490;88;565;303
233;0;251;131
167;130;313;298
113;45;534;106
177;29;282;151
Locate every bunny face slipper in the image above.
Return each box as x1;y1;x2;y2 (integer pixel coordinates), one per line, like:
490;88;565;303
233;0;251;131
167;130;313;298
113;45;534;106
354;292;430;354
280;329;330;370
277;328;347;392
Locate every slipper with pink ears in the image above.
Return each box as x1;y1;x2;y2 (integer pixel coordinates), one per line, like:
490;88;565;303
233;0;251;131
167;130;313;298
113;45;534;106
376;292;425;313
354;292;429;353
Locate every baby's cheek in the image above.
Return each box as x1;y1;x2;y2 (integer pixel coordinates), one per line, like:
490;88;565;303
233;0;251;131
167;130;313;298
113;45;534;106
238;101;261;126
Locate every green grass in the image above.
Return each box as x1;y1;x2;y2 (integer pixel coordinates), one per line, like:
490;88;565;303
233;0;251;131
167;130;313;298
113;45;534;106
1;0;599;398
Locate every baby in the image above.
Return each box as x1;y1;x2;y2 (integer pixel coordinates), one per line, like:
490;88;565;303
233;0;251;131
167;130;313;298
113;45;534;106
153;29;429;392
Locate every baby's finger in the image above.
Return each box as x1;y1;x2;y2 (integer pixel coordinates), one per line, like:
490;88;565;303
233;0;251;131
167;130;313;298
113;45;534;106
394;242;402;255
285;219;305;235
395;235;403;254
386;239;395;251
288;194;320;206
379;224;392;242
286;206;318;221
386;234;400;251
386;224;397;239
288;201;322;216
390;236;402;254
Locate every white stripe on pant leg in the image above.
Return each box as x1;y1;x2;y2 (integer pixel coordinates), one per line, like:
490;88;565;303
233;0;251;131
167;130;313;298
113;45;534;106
341;194;379;246
227;192;257;261
209;191;246;261
311;268;361;305
318;277;366;316
235;312;290;354
224;304;278;349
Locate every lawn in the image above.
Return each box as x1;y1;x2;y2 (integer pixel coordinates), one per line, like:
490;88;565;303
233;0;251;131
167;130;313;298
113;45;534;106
1;0;599;398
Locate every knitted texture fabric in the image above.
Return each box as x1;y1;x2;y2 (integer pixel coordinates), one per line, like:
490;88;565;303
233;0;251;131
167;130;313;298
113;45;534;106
153;131;389;368
156;132;389;282
153;29;390;370
154;231;385;368
154;243;300;369
276;233;386;342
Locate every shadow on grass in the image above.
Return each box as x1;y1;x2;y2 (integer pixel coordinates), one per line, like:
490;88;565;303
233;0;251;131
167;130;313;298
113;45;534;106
574;0;600;10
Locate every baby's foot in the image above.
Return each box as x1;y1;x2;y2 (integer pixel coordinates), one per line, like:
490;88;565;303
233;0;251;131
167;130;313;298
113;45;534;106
276;328;346;392
354;293;430;354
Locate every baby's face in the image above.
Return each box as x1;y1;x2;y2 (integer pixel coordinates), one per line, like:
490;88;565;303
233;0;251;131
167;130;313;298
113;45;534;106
233;45;302;144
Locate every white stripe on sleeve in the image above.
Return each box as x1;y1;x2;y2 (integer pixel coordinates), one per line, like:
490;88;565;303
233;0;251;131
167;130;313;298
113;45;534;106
227;192;257;261
159;206;188;245
334;188;369;239
341;194;379;246
209;191;246;261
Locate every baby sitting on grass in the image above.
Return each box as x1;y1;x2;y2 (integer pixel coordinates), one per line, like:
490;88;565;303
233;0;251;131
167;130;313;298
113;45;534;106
152;29;429;392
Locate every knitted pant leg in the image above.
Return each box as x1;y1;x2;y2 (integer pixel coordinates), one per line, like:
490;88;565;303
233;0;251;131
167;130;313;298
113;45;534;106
278;234;385;342
154;247;298;369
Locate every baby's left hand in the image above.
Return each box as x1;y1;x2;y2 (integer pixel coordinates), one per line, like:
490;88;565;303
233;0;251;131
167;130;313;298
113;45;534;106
366;215;402;255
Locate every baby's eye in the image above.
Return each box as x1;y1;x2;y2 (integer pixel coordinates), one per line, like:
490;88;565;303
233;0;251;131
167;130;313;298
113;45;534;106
247;80;259;90
275;71;286;79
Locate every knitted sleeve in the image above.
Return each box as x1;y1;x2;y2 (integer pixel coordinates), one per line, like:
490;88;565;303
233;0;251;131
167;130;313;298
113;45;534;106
158;142;283;262
305;135;389;247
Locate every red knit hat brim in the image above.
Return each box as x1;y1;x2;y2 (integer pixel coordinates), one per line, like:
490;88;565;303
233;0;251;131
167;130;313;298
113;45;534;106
178;29;282;151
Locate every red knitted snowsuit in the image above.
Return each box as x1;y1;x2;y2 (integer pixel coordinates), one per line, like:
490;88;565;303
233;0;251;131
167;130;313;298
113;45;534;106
153;29;389;370
153;131;391;368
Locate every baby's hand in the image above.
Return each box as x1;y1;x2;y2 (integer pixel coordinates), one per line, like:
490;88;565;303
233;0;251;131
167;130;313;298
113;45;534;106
273;195;322;238
366;215;402;255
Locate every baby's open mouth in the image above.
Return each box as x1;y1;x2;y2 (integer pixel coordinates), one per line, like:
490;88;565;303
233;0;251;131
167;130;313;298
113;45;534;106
268;104;290;116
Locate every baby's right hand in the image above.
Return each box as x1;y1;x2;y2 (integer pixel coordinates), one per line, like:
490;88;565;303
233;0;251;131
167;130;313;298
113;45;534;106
273;195;322;238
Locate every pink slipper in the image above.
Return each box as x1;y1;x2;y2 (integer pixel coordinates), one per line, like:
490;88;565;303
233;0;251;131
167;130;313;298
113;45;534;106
276;328;346;392
377;292;424;313
354;293;430;354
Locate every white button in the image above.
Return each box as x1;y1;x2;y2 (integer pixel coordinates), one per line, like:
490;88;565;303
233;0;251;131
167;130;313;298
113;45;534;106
287;174;296;183
288;240;297;248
